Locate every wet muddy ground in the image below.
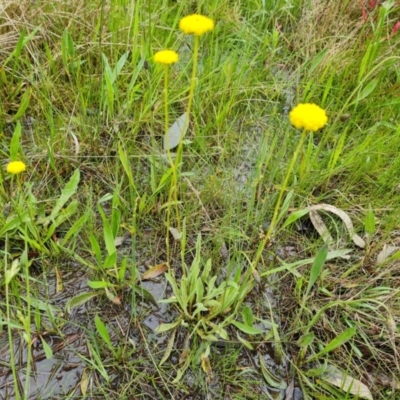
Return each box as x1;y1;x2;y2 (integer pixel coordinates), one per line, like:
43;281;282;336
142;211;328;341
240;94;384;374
0;263;299;399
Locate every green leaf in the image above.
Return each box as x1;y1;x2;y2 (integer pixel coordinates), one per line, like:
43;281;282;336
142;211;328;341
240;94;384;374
5;259;21;284
282;209;310;229
259;353;287;390
60;209;90;246
65;292;99;314
133;285;157;306
40;337;53;359
236;332;254;350
95;314;113;349
86;341;110;382
0;212;29;236
308;326;357;362
297;332;315;347
89;234;102;266
305;246;328;298
232;320;263;335
159;329;176;366
40;169;80;226
155;320;182;333
13;88;31;121
276;189;294;226
356;78;379;103
242;306;254;327
10;121;22;160
364;205;375;236
87;280;111;289
118;144;138;195
97;205;116;256
103;252;117;269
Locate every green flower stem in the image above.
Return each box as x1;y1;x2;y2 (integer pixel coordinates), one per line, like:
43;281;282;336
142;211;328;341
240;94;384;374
186;34;199;123
252;129;308;270
5;235;21;400
163;65;174;265
169;35;200;270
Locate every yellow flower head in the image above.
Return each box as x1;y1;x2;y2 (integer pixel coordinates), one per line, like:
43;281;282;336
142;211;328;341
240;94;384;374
6;161;26;174
179;14;215;36
153;50;179;65
289;103;328;132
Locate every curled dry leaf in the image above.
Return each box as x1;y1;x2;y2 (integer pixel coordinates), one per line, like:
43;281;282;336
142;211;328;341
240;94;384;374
307;204;366;248
164;112;189;151
141;263;168;280
80;368;89;396
169;227;182;241
309;210;335;249
376;244;398;264
321;364;373;400
200;352;213;380
114;234;130;247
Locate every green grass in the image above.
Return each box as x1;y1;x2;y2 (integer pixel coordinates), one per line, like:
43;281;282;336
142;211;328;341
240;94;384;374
1;0;400;399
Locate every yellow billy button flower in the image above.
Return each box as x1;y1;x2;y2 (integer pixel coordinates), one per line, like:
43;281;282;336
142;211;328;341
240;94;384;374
154;50;179;65
6;161;26;174
289;103;328;132
179;14;214;36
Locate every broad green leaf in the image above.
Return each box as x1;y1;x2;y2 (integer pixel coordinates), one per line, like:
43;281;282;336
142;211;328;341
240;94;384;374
13;88;32;121
3;26;41;67
95;314;112;349
259;353;287;390
242;306;254;327
118;144;138;194
97;205;116;256
155;320;182;333
159;329;176;366
297;332;315;347
305;246;328;298
40;337;53;359
276;189;294;225
305;361;328;377
89;234;102;266
232;320;263;335
115;52;129;77
39;169;80;226
356;78;379;103
5;259;21;284
86;341;110;382
1;212;31;234
87;280;111;289
164;112;189;151
308;326;357;362
260;248;352;278
237;332;254;350
45;200;79;242
282;209;310;229
103;252;117;269
61;210;90;246
10;121;22;159
133;285;157;306
364;205;375;236
20;295;60;315
66;292;99;314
